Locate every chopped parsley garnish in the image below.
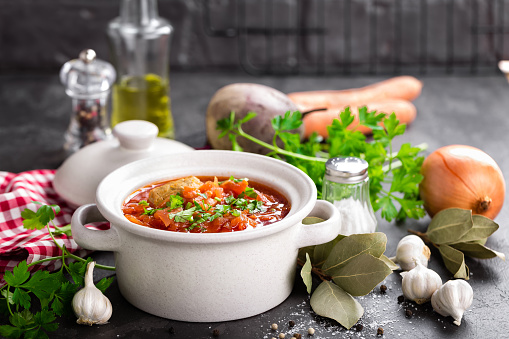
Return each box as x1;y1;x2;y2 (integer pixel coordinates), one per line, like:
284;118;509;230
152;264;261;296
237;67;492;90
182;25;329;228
143;208;157;216
238;187;257;199
219;176;248;184
170;207;196;223
136;183;266;232
167;194;184;210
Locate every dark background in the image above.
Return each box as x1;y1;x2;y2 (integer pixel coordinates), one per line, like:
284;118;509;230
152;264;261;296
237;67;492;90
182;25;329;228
2;0;509;75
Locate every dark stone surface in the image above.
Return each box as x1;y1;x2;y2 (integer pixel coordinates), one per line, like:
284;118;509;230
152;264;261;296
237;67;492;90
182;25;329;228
1;71;509;338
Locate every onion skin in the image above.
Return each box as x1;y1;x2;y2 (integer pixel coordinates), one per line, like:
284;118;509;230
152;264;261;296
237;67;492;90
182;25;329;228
419;145;505;220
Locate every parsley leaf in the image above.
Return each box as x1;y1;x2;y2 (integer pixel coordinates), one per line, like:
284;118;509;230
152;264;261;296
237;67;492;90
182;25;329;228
4;261;30;286
272;111;303;132
95;277;115;294
358;106;385;131
22;270;59;301
376;195;399;222
21;203;59;230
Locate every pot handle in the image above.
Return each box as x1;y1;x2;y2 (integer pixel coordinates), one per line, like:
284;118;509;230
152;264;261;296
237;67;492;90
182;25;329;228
294;199;341;249
71;204;121;252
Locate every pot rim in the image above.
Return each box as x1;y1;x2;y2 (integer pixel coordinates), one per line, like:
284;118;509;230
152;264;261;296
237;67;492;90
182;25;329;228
95;150;318;244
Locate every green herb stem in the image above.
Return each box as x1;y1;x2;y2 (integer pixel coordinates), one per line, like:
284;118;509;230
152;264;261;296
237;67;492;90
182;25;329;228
47;222;64;253
27;255;115;271
382;142;428;172
38;222;115;271
4;287;13;316
237;125;327;163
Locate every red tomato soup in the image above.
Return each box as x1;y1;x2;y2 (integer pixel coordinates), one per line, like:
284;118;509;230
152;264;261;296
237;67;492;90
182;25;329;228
122;176;291;233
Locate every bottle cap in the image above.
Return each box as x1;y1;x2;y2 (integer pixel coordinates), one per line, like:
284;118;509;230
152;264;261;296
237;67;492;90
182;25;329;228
324;157;369;183
59;49;116;99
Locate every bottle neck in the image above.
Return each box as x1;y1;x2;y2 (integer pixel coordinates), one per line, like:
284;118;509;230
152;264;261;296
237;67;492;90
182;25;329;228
120;0;158;26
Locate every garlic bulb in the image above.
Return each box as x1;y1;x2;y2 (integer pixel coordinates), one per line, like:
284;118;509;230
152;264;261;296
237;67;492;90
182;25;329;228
390;235;431;271
431;279;473;326
400;260;442;304
72;261;112;325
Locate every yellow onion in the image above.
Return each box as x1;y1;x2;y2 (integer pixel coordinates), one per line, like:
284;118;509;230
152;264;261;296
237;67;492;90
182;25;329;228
419;145;505;220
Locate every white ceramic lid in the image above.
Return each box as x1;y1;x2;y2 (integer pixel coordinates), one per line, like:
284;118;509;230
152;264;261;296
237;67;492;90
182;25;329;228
53;120;194;207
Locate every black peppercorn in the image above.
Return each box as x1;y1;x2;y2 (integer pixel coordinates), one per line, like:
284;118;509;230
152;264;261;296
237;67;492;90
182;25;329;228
169;327;175;334
293;333;302;339
405;309;413;318
377;327;384;336
380;285;387;294
213;328;220;337
355;324;363;332
289;320;295;327
397;295;405;303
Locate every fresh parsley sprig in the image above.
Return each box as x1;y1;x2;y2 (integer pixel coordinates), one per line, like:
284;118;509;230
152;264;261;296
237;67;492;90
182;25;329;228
217;107;428;222
0;202;115;339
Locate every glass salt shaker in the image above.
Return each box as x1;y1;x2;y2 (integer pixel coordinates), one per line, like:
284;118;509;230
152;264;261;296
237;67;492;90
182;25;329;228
322;157;377;235
60;49;116;152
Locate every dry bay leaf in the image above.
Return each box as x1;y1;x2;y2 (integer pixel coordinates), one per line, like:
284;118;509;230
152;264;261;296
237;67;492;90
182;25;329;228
298;246;314;263
451;242;506;261
380;254;399;271
303;216;325;225
437;244;470;279
301;253;313;294
427;208;473;244
450;214;499;244
329;253;393;296
310;281;364;330
322;233;387;274
313;234;347;268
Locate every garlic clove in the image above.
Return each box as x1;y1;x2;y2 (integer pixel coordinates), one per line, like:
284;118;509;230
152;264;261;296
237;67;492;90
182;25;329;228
391;235;431;271
400;259;442;304
431;279;473;326
72;261;113;326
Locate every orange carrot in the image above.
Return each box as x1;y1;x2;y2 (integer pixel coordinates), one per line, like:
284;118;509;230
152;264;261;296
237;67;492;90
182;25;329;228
288;76;422;112
303;100;417;138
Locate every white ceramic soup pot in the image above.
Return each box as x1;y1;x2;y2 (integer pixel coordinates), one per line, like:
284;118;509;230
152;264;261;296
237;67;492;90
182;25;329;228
71;150;341;322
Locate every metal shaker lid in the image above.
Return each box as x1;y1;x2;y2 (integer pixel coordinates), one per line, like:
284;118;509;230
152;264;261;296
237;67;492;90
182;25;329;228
59;49;116;99
324;157;369;183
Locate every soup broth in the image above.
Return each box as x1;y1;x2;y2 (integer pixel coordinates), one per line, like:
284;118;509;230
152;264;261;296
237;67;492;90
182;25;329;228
122;176;290;233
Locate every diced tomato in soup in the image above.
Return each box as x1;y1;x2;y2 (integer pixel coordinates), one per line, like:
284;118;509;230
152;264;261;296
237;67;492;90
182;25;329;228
122;176;290;233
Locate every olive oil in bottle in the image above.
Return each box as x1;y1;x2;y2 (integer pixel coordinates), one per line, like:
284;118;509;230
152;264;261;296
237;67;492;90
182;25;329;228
107;0;175;138
111;74;174;138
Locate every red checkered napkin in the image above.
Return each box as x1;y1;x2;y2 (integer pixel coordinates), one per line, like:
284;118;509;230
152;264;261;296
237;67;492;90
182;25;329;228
0;169;107;285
